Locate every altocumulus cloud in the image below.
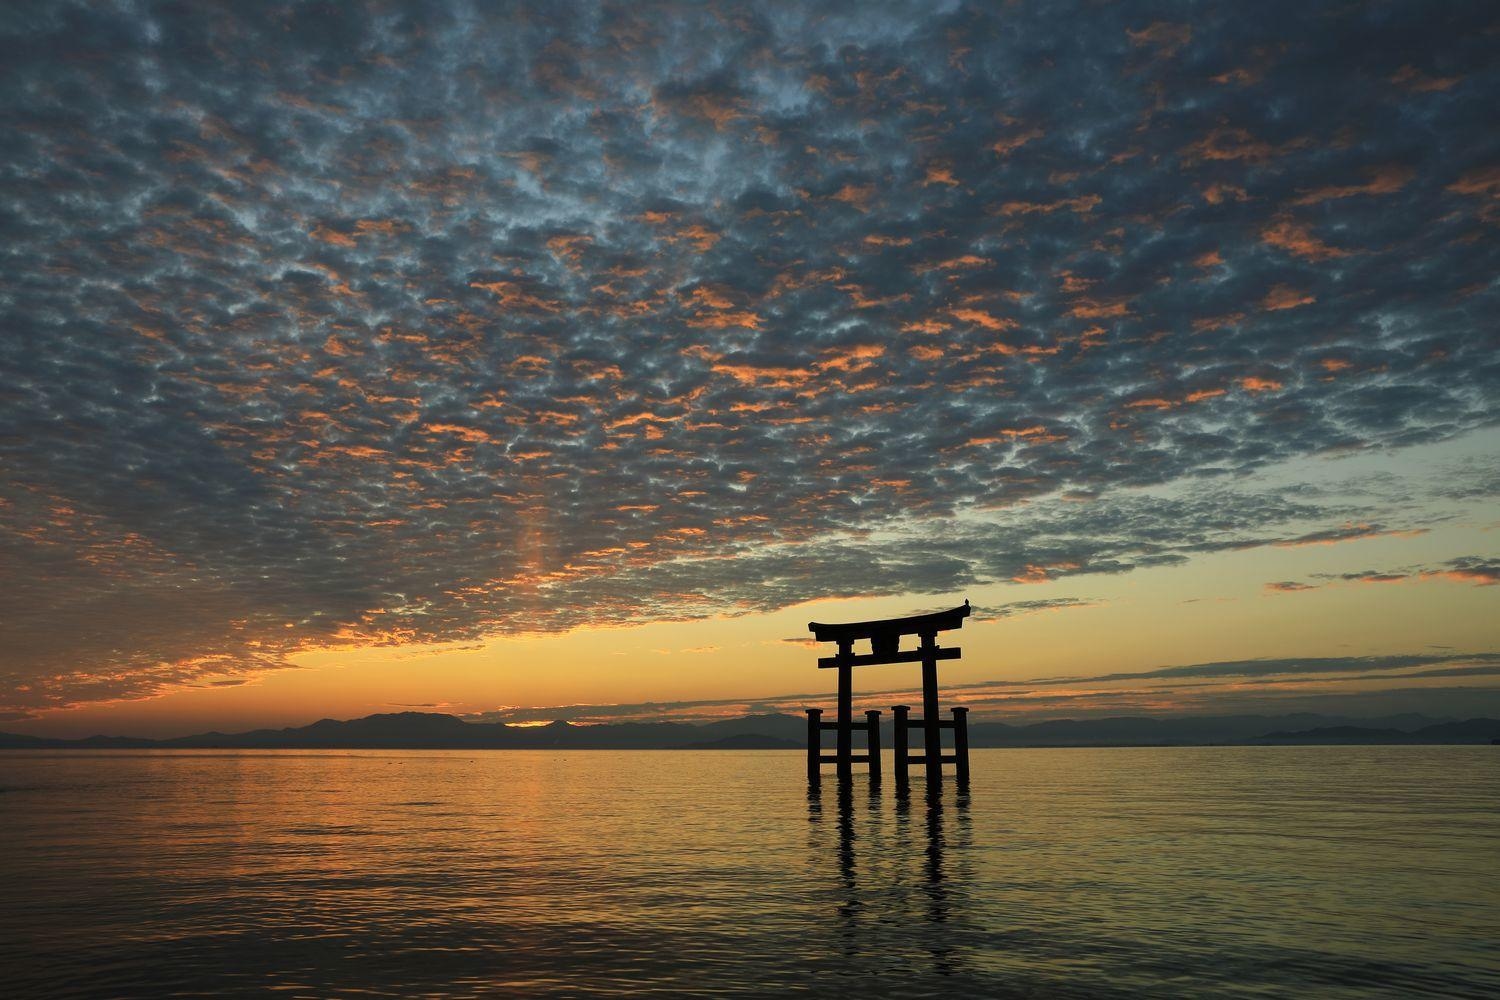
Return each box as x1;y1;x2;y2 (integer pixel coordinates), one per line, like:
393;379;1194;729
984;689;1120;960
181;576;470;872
1;1;1497;714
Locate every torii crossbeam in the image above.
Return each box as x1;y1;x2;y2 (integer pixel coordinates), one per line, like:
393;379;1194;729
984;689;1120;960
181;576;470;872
806;599;972;791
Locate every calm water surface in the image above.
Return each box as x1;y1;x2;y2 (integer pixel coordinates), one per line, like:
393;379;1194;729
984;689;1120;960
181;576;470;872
2;747;1496;998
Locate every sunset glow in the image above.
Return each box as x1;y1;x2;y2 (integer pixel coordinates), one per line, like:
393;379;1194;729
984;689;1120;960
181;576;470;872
2;1;1497;738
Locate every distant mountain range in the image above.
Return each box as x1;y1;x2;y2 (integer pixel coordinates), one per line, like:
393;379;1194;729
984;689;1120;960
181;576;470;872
2;711;1498;750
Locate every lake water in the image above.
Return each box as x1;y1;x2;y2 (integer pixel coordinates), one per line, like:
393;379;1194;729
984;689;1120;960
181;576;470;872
2;747;1497;998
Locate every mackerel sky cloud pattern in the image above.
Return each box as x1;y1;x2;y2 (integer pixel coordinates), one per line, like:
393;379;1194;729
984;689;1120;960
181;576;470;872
2;1;1497;714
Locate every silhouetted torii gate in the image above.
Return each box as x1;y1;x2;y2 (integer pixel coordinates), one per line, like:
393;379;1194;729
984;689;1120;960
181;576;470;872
805;600;971;792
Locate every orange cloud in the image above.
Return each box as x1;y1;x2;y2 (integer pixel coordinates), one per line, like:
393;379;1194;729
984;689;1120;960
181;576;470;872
991;127;1043;156
424;423;495;444
1419;567;1500;586
1261;217;1348;260
1200;183;1248;204
1272;524;1428;548
606;412;679;431
709;362;812;387
354;218;409;238
1011;561;1080;584
546;233;592;263
837;284;911;309
681;285;760;329
1070;298;1131;319
818;343;886;373
674;224;720;251
309;224;356;247
830;184;875;211
1447;165;1500;197
962;426;1064;448
686;311;761;330
923;163;960;187
469;281;559;312
1181;126;1304;165
949;307;1016;331
997;194;1100;216
1127;22;1192;58
1262;285;1315;311
1389;65;1461;92
1291;165;1415;205
1126;386;1226;410
923;254;990;272
663;92;746;130
684;286;736;310
1212;66;1264;87
1192;313;1245;334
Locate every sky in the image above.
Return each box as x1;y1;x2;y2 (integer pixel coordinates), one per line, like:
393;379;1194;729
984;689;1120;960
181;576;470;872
1;1;1497;738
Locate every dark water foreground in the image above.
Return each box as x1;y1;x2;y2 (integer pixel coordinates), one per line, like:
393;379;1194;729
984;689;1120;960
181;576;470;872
1;747;1496;998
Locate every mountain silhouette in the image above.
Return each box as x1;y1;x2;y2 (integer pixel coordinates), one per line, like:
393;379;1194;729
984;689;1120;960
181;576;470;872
3;710;1499;750
1246;718;1500;745
684;733;803;750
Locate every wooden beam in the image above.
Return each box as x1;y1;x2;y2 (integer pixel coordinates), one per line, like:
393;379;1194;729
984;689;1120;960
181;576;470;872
808;599;970;644
817;647;961;669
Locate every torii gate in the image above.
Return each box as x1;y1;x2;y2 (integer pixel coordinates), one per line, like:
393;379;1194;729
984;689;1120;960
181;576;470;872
805;599;972;792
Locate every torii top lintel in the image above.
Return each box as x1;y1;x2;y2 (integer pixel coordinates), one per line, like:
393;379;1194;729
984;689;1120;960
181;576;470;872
807;600;970;668
808;599;970;644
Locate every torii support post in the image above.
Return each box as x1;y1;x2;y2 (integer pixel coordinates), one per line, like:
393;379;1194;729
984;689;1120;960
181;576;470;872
920;630;941;789
806;708;822;786
952;706;970;788
893;705;910;796
865;709;882;784
837;640;853;784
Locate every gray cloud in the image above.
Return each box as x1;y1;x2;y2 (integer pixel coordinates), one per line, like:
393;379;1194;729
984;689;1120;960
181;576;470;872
1276;555;1500;588
1;1;1498;713
460;649;1500;724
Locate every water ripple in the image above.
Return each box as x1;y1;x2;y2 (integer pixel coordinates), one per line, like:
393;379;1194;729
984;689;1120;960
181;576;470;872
0;747;1496;998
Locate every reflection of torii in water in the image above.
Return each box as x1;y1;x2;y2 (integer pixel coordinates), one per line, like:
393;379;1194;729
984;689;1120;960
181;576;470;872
805;599;971;793
808;779;975;977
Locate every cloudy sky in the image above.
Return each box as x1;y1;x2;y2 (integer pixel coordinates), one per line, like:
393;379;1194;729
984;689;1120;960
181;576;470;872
2;1;1497;737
